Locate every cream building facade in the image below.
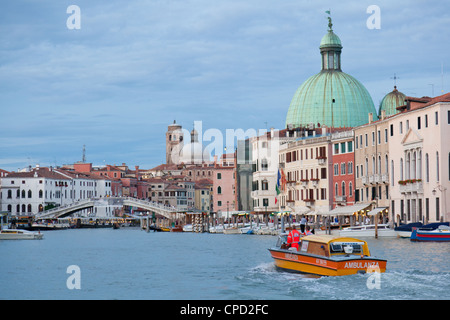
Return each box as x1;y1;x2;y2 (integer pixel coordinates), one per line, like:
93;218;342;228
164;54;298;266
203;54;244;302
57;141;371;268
278;127;332;216
389;95;450;224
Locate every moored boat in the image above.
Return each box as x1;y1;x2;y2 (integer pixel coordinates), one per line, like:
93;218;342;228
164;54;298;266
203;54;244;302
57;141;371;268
339;224;397;238
223;227;241;234
395;222;423;238
268;234;387;276
411;224;450;242
0;229;44;240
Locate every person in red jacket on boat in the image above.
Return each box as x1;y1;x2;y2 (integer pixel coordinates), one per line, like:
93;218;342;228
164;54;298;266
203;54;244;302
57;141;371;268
287;226;301;250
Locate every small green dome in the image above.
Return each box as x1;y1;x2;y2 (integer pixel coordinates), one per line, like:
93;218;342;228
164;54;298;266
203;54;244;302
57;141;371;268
379;86;406;116
320;31;342;49
286;25;377;128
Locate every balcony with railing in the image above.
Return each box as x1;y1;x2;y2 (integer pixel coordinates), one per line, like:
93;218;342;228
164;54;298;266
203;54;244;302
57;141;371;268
335;195;346;204
399;180;423;194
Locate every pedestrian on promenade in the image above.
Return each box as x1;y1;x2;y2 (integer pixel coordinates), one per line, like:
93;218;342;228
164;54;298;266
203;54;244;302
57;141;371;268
300;215;307;233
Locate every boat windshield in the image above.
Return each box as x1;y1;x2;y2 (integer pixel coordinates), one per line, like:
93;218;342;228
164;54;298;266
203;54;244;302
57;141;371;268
276;234;288;248
330;242;364;255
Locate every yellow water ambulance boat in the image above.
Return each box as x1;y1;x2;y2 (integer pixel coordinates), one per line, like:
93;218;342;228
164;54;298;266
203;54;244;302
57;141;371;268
269;234;387;276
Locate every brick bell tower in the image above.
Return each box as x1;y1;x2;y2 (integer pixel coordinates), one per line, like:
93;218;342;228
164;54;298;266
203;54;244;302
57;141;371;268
166;120;183;165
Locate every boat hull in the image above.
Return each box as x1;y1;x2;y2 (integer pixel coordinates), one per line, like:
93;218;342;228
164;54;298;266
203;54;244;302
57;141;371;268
268;249;386;277
0;230;44;240
411;229;450;242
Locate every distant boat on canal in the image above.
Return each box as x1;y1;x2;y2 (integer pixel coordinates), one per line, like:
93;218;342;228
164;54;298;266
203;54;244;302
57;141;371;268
411;224;450;242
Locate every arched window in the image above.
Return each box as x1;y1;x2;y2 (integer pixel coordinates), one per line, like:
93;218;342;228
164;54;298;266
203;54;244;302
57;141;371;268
436;152;440;181
425;153;429;182
27;204;32;213
349;182;353;197
7;190;12;199
28;190;32;198
406;152;410;179
21;190;25;198
400;158;404;180
365;158;369;176
7;204;12;212
341;181;346;196
391;160;395;185
335;183;338;197
385;155;389;175
217;186;222;194
39;190;43;198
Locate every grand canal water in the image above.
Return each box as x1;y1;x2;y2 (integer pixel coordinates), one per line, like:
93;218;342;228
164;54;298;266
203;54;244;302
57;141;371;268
1;228;449;300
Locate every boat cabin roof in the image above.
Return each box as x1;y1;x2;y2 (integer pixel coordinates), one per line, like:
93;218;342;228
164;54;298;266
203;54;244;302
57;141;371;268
301;234;368;245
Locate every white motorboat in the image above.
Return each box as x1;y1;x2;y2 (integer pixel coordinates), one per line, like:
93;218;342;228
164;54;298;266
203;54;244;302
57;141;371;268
182;224;193;232
223;227;241;234
339;224;397;238
209;225;224;233
0;229;44;240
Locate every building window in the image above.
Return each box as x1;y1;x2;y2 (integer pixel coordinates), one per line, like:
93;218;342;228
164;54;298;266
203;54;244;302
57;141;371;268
348;162;353;174
218;201;222;207
436;197;440;221
341;181;346;196
349;182;353;197
425;114;428;127
391;160;395;186
334;164;339;176
390;124;394;136
400;122;403;134
347;141;353;152
262;180;269;191
217;186;222;194
217;173;222;179
436;152;440;181
425;153;429;182
435;111;439;125
340;163;346;175
261;159;268;171
417;116;421;129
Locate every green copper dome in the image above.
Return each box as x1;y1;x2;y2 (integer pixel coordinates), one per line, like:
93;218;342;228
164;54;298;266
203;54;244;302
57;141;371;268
286;23;377;128
379;86;406;116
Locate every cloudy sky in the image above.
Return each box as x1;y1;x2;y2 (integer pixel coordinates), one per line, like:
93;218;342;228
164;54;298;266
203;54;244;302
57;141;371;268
1;0;449;172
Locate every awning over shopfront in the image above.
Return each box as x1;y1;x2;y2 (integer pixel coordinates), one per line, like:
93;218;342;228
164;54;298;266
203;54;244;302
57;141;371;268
367;207;388;216
320;203;372;216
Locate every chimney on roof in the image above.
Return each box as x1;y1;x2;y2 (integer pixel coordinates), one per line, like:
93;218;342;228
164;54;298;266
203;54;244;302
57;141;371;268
380;109;386;121
368;113;373;124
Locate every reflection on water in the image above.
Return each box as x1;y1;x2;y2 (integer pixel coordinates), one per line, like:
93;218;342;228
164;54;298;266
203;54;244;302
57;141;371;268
0;229;449;300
